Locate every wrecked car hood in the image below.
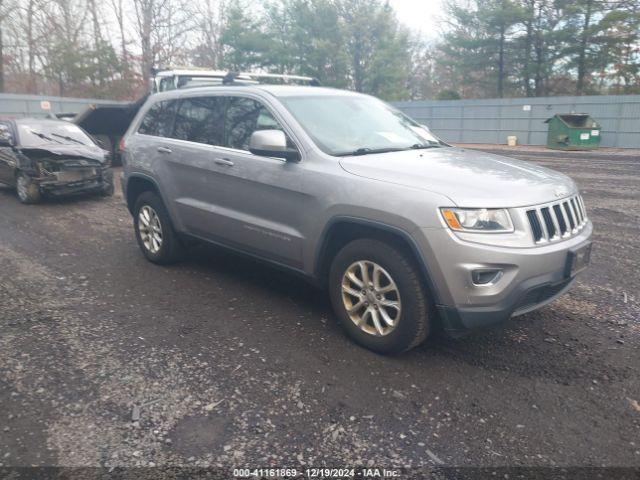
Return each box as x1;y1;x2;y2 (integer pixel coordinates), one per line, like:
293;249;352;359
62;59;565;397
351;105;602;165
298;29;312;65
19;144;109;164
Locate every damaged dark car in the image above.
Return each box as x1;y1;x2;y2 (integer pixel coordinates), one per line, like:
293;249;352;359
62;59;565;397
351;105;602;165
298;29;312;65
0;118;114;204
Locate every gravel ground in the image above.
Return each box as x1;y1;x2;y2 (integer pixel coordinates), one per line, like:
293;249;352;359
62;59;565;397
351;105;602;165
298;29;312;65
0;150;638;476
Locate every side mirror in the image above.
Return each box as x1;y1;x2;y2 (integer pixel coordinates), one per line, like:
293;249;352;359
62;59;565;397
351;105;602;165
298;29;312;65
249;130;300;162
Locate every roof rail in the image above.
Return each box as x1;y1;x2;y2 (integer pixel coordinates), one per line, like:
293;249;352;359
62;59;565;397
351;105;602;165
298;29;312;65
241;72;320;86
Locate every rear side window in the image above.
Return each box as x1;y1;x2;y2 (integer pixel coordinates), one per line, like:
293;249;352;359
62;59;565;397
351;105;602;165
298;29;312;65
172;96;225;146
138;100;177;137
225;97;282;150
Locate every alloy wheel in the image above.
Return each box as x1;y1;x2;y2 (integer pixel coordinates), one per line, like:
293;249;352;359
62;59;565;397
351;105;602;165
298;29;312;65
341;260;402;336
138;205;163;254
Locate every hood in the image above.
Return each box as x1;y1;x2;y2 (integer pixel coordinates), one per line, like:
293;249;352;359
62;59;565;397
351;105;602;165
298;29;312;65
338;147;577;208
20;144;109;164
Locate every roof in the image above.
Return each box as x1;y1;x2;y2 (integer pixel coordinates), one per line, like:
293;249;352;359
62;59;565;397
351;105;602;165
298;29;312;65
147;84;363;102
13;117;71;125
254;85;359;97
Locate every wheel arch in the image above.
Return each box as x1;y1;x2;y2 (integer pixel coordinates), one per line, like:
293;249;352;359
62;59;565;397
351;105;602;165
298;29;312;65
314;217;442;305
125;173;163;215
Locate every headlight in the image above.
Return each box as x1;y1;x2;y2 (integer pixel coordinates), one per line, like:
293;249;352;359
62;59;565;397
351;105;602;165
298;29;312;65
441;208;513;233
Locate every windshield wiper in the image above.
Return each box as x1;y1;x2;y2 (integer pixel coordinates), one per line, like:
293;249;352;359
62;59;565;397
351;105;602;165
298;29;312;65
29;130;64;144
409;143;440;150
51;133;87;145
336;147;408;157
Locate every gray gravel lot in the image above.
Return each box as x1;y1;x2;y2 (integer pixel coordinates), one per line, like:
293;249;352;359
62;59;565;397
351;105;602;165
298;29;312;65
0;149;639;473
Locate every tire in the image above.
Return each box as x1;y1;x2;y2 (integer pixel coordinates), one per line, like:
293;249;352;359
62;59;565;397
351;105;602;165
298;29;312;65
15;172;41;204
329;238;431;354
133;191;184;264
100;170;115;197
101;180;115;197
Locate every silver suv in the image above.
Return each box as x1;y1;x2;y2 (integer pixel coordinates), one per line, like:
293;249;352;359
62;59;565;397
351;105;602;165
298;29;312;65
120;85;593;354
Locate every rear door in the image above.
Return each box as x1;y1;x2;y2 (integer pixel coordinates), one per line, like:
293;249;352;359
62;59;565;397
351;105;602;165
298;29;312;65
160;95;232;240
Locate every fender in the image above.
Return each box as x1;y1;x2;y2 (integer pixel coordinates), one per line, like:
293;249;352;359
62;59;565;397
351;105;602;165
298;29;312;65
124;172;166;213
314;215;442;305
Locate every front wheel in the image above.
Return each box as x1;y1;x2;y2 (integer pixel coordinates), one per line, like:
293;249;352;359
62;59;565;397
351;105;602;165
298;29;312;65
133;191;184;264
329;239;431;354
16;172;41;204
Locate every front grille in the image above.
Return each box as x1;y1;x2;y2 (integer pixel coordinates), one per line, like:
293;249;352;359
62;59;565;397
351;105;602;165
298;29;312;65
515;278;572;312
525;194;588;244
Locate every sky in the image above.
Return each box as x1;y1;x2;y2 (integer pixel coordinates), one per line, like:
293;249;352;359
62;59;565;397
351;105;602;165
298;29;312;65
388;0;445;40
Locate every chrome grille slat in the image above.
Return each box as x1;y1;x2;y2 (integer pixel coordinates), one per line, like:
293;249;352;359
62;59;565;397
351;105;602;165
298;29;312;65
525;194;588;244
548;206;562;238
553;204;568;234
570;198;580;225
541;207;556;239
576;198;585;223
577;195;588;223
568;199;579;230
535;209;549;241
562;202;575;230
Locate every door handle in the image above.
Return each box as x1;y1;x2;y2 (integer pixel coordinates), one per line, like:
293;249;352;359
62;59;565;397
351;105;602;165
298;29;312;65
157;146;172;154
214;158;234;167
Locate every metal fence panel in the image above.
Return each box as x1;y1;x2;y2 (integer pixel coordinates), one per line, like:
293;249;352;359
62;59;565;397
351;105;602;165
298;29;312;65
0;93;127;119
1;92;638;148
393;94;640;149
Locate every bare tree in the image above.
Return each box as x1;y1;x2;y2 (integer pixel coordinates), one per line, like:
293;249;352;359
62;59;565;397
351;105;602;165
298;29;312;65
131;0;193;88
109;0;129;77
0;0;14;92
192;0;225;68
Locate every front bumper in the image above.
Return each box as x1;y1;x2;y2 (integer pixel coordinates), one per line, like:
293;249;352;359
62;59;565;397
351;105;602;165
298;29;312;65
35;168;112;197
415;222;593;335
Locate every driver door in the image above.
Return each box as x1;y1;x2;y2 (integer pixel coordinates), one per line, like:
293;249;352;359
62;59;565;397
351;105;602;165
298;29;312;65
208;96;308;268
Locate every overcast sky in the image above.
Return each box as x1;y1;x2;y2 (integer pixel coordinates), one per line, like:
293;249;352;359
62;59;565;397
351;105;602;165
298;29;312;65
388;0;445;40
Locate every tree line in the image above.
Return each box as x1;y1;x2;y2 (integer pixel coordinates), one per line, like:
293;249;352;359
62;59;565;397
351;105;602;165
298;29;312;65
0;0;638;102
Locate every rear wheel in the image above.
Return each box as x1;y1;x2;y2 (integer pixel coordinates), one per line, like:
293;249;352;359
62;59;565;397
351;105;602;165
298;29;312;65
329;238;431;354
16;172;41;204
133;191;184;264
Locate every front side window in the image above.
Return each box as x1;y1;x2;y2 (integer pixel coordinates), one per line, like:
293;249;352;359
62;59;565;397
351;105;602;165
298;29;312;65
172;96;225;146
138;100;177;137
279;94;444;156
225;97;282;151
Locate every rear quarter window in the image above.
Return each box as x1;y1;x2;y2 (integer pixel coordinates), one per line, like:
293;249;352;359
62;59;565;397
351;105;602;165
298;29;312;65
138;100;177;137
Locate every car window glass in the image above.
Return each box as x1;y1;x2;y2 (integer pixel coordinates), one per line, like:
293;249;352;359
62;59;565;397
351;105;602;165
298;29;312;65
17;122;96;147
172;96;225;146
138;100;177;137
225;97;282;151
159;77;175;92
0;122;13;144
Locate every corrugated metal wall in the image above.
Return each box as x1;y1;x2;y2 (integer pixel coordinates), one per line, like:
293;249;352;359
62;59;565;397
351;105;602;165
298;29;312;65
0;93;127;118
1;92;638;148
393;94;640;148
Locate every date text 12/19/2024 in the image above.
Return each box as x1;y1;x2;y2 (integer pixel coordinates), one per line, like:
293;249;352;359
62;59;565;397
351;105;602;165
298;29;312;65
234;467;403;478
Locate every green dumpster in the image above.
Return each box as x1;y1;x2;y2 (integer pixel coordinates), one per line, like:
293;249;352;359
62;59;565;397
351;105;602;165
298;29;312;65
544;114;601;150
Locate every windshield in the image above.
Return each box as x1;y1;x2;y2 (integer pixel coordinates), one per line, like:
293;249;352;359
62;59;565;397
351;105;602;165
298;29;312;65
279;94;444;156
17;123;96;148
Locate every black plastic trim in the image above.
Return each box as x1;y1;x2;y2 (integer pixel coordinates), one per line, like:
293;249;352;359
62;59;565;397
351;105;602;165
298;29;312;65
314;216;442;304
